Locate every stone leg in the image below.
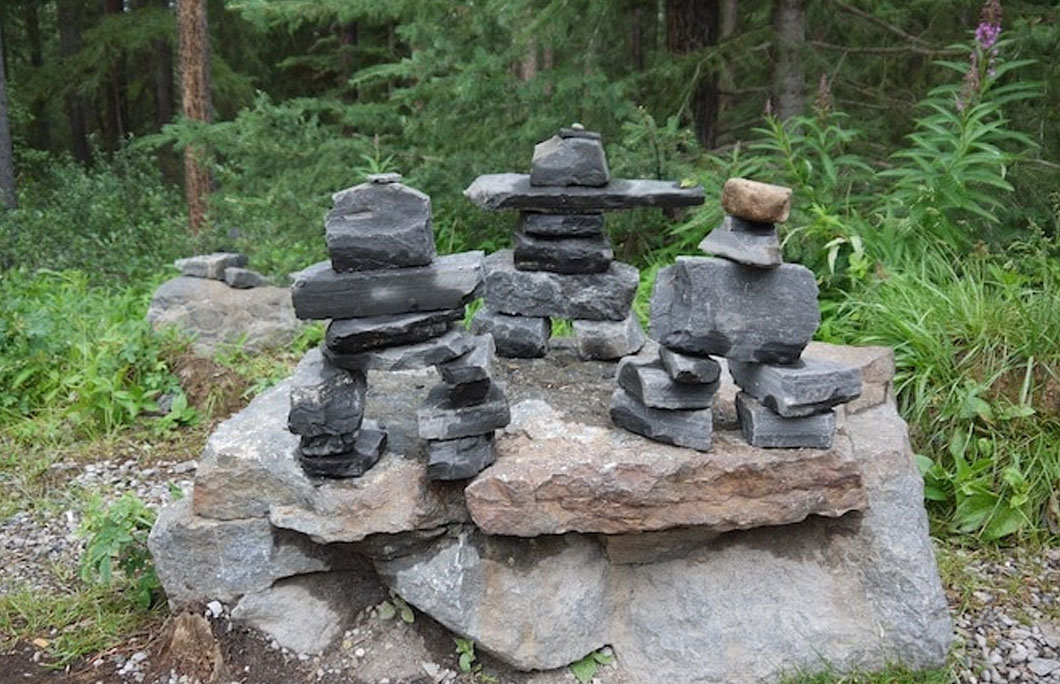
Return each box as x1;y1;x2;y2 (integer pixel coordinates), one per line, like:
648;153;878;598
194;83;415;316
572;311;646;361
470;308;550;358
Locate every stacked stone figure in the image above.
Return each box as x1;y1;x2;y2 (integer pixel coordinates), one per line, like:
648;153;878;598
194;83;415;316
289;173;508;479
464;124;705;360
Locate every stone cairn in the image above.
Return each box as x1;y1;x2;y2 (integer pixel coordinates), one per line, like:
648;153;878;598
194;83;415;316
612;177;863;451
288;173;510;481
464;124;704;359
174;251;269;289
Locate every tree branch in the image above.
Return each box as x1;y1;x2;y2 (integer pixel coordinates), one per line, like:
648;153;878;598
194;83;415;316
809;40;963;56
825;0;934;47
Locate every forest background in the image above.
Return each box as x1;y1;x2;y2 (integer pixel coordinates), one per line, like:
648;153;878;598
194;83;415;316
0;0;1059;672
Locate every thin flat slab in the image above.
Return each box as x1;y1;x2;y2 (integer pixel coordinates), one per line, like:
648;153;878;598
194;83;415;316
464;173;705;212
729;355;862;417
323;327;473;372
698;218;782;268
325;308;464;354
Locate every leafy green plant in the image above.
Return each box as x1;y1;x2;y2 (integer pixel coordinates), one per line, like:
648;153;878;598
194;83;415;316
153;391;200;436
376;591;415;624
78;494;162;609
569;647;615;683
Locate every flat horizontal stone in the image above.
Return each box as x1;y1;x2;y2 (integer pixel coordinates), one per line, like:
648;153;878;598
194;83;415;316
721;177;792;223
729;356;862;417
513;231;613;274
323;327;473;372
484;249;638;321
287;349;365;437
175;252;248;280
427;433;497;481
737;392;836;448
805;341;894;414
297;422;387;478
470;308;549;358
325;181;435;271
609;388;712;451
298;432;358;457
572;312;646;360
417;382;511;440
291;251;483;320
650;257;819;363
698;216;782;268
464;173;705;212
325;309;464;354
467;397;863;536
659;346;721;384
530;134;610;187
617;356;718;409
520;212;604;238
223;267;269;289
437;334;494;385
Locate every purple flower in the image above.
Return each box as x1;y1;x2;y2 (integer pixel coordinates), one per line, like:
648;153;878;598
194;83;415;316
975;21;1001;51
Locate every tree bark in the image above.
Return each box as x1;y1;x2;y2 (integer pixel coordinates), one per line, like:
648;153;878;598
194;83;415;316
771;0;806;120
57;0;91;164
0;16;17;209
178;0;211;234
336;20;357;100
154;0;176;128
630;0;657;72
666;0;720;149
717;0;738;119
25;1;50;150
103;0;130;151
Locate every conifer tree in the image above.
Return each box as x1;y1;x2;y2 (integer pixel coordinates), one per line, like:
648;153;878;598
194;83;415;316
178;0;211;233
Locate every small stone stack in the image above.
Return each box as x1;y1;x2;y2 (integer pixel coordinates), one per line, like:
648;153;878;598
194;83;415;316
464;125;705;360
289;173;506;479
174;252;270;289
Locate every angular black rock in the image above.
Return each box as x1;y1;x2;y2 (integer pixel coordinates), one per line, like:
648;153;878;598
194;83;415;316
530;134;610;188
323;327;473;372
445;379;493;406
470;308;550;358
464;174;705;213
437;335;495;385
291;251;483;320
558;125;601;140
426;433;497;481
175;252;248;280
298;431;357;457
650;257;819;364
572;313;646;361
325;180;435;271
483;249;638;321
223;266;269;289
519;212;605;238
297;421;388;478
513;231;613;274
287;348;366;437
608;388;712;452
417;381;511;441
697;216;782;268
728;356;862;417
658;346;721;385
736;392;835;449
325;309;464;354
617;356;718;410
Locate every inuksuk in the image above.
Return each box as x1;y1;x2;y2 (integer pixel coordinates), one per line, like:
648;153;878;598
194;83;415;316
288;173;509;480
463;124;704;359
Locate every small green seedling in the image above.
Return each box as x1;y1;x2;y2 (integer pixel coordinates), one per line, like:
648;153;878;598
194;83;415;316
569;647;615;683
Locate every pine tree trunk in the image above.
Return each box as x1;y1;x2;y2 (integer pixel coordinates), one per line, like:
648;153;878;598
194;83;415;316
718;0;738;119
104;0;130;151
666;0;720;149
0;16;17;209
771;0;806;120
337;20;358;100
57;0;91;164
178;0;211;234
25;1;50;150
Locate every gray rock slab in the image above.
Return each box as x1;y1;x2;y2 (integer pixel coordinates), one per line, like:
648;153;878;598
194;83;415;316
288;348;366;437
174;252;248;280
609;388;712;451
530;134;610;187
437;334;494;385
147;276;302;356
650;257;819;363
297;422;387;478
417;381;510;440
658;346;721;384
325;308;463;354
513;230;613;274
698;216;782;268
470;308;550;358
736;391;835;448
484;249;638;321
426;433;497;481
572;312;646;360
291;251;483;320
323;327;473;372
805;341;895;414
223;266;269;289
325;181;435;271
617;356;718;409
520;212;604;238
729;356;863;417
464;173;705;212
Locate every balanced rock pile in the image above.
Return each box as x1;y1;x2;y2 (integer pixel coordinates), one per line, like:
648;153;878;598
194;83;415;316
464;124;704;359
289;173;509;480
174;251;269;289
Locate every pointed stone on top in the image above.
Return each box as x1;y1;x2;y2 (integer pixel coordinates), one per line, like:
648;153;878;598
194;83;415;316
721;178;793;224
530;124;610;188
325;178;435;272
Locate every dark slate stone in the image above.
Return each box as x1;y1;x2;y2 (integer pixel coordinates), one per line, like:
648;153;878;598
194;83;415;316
426;433;497;481
325;309;464;354
464;174;705;212
729;357;863;417
291;251;483;320
483;249;638;322
513;231;613;274
572;313;646;361
325;181;435;271
298;432;357;457
725;215;774;233
417;382;511;441
323;327;473;372
520;212;605;238
650;257;819;364
736;392;835;449
175;252;248;280
470;308;550;358
437;335;494;385
446;379;494;406
287;348;366;437
223;267;269;289
297;421;388;478
530;135;610;188
617;356;718;410
658;346;721;385
697;216;782;268
558;125;601;140
608;388;712;452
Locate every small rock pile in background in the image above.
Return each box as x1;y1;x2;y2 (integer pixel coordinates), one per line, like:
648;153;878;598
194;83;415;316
174;251;269;289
